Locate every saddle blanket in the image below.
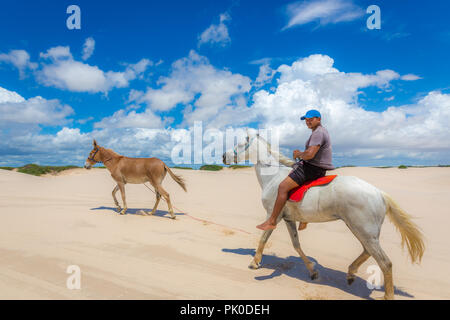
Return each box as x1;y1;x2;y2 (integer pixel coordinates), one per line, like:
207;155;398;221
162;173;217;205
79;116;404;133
288;175;337;202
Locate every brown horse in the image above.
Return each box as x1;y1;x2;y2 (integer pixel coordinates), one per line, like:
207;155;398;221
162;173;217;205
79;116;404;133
84;139;186;218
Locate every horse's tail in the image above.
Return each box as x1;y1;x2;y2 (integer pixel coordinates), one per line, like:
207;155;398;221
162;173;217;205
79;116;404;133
164;165;187;192
382;191;425;264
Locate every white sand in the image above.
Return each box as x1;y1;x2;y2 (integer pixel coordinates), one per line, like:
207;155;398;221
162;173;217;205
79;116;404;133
0;166;449;300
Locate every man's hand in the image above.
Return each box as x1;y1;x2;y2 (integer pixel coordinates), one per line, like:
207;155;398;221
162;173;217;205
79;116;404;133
293;149;302;159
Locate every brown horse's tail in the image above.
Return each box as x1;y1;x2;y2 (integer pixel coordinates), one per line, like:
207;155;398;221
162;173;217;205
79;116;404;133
164;165;187;192
382;191;425;264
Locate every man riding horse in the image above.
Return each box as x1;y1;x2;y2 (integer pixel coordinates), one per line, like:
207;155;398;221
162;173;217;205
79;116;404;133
256;109;335;231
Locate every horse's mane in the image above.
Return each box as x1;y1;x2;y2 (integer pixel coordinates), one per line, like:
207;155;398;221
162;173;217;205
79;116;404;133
257;136;295;167
102;147;122;158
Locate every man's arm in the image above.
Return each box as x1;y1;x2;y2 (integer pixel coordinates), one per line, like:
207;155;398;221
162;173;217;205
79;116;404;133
293;145;320;161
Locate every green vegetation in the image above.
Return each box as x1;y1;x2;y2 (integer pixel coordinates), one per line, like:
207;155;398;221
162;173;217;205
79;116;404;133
10;164;80;176
171;166;194;170
199;164;223;171
398;165;408;169
229;165;252;169
0;167;14;171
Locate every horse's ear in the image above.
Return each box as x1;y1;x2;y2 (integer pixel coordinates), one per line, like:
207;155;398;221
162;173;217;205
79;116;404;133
93;139;97;147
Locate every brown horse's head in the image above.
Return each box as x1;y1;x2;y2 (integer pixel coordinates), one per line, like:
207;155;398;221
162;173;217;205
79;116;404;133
84;139;101;169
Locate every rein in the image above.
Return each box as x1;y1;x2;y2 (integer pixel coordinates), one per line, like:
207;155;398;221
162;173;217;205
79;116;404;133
233;135;295;168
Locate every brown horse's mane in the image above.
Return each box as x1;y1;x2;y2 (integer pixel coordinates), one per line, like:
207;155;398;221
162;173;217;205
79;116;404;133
101;147;123;159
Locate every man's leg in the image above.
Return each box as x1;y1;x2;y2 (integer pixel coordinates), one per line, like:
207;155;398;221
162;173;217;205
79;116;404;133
297;164;326;231
256;176;299;230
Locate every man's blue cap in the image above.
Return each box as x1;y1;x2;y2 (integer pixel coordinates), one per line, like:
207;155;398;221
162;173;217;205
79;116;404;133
301;109;321;120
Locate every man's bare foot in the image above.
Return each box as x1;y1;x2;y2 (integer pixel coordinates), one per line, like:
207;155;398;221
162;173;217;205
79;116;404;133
256;220;277;231
298;222;308;230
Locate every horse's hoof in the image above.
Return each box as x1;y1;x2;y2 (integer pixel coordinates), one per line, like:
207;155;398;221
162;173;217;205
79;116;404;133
347;276;355;285
310;270;319;280
170;216;176;220
248;261;261;270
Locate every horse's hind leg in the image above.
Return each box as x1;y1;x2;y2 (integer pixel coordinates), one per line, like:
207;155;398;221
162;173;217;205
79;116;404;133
148;192;161;215
112;185;122;212
347;248;370;285
284;219;318;280
155;184;175;219
249;229;273;269
363;239;394;300
344;215;393;299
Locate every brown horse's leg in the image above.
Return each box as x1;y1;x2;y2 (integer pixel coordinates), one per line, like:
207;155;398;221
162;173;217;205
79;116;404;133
112;185;121;212
347;249;370;285
117;182;127;215
155;185;175;219
149;192;161;215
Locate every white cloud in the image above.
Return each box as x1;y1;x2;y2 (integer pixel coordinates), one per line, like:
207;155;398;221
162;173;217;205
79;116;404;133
94;108;170;129
283;0;364;30
37;46;151;93
133;50;252;128
198;12;231;47
0;86;73;126
249;54;450;163
53;127;89;145
254;63;276;87
0;86;25;104
0;49;38;78
401;74;422;81
82;37;95;60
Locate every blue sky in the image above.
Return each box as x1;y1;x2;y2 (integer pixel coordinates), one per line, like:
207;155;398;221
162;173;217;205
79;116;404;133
0;0;449;167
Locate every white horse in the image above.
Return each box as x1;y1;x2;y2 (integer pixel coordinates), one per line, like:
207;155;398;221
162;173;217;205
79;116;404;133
222;132;425;300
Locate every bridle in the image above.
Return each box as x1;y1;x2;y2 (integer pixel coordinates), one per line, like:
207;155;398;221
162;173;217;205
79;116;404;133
88;147;112;164
232;136;255;163
88;147;100;163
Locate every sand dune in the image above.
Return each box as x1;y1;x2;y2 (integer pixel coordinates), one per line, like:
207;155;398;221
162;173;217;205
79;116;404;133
0;166;449;299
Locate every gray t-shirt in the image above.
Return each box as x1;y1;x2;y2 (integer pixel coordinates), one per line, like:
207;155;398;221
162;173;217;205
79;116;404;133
304;125;334;170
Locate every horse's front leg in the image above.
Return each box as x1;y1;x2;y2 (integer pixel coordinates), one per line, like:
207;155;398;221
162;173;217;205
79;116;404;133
112;185;122;212
249;229;273;269
284;219;318;280
117;182;127;215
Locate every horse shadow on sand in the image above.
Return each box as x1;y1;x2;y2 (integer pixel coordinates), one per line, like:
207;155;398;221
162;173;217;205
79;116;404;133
222;248;413;300
90;206;186;219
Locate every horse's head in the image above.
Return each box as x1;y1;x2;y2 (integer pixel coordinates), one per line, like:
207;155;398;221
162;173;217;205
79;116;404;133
222;130;261;165
84;139;101;169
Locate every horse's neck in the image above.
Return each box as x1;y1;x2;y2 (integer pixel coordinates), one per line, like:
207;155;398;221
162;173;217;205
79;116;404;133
100;148;120;170
253;156;286;190
252;138;296;188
